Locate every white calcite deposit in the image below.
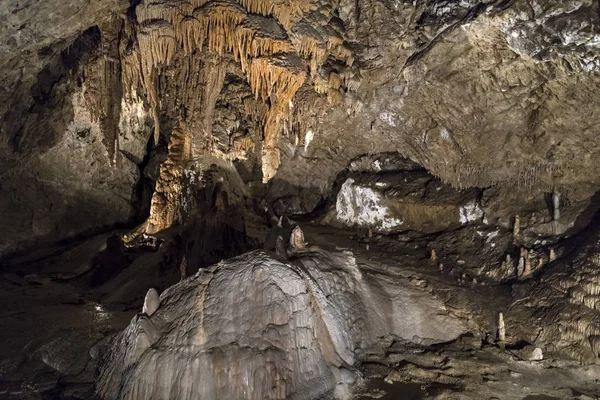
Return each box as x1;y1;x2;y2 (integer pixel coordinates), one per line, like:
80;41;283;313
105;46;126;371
335;178;404;231
96;248;466;400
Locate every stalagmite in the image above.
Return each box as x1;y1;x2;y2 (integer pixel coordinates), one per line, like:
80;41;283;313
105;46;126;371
500;253;513;277
549;248;556;262
288;225;306;253
524;252;532;278
142;288;160;316
430;249;437;262
551;188;561;234
498;312;506;342
552;188;561;221
513;215;520;240
517;255;525;277
144;125;192;235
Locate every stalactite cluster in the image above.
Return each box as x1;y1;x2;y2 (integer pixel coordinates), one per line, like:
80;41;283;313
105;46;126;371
246;54;305;180
120;0;352;182
145;124;193;234
116;0;355;237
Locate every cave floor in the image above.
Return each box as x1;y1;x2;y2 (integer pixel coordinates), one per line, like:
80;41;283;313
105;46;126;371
1;223;600;399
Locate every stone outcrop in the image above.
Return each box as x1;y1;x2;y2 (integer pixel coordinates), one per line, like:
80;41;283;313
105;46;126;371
96;248;466;400
268;0;600;217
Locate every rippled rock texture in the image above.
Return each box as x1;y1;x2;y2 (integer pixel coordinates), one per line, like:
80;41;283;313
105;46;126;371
96;249;466;400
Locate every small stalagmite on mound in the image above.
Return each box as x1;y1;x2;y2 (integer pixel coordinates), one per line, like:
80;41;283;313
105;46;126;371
288;225;307;254
142;288;160;316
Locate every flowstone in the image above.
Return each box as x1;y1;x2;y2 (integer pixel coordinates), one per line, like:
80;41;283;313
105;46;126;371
96;248;466;400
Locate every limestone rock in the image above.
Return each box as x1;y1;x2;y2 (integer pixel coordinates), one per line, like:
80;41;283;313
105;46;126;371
287;225;307;254
40;330;104;375
96;249;466;400
519;346;544;362
521;218;600;363
142;288;160;316
323;168;481;233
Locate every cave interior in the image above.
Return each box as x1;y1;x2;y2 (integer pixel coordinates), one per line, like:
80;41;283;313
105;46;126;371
2;0;600;399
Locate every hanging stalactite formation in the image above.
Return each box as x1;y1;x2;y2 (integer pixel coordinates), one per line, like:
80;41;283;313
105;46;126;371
118;0;354;237
122;0;353;168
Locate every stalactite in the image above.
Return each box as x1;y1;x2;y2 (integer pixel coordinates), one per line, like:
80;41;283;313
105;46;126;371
120;32;142;94
119;0;354;181
243;97;269;125
137;22;178;142
327;38;353;66
137;2;188;26
246;54;306;181
145;124;192;234
246;55;306;102
235;0;309;30
194;57;227;155
328;71;342;90
293;36;326;77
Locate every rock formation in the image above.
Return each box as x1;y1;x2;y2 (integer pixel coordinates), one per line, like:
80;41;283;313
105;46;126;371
96;249;465;400
142;288;160;316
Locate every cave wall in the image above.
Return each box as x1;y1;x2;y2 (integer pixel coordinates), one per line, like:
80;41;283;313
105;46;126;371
0;3;151;257
267;0;600;215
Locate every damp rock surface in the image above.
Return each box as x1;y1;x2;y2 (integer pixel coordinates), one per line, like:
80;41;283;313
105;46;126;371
2;0;600;399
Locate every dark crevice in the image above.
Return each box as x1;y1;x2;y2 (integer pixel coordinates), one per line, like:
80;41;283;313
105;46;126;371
132;135;160;224
127;0;143;21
